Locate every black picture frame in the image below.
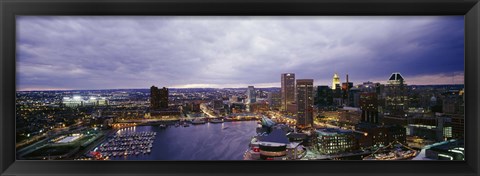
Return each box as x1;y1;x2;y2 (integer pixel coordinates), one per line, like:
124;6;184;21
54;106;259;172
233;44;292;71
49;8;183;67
1;0;479;176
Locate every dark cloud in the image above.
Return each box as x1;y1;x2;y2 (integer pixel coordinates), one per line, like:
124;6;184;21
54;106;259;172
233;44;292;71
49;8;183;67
16;16;464;90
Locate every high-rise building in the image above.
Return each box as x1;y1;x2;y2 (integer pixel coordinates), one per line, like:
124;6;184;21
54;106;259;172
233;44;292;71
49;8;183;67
151;85;169;110
384;72;408;116
296;79;314;127
247;86;256;104
314;85;333;109
159;87;169;109
150;86;160;110
360;92;379;123
267;92;282;110
281;73;296;113
332;73;341;90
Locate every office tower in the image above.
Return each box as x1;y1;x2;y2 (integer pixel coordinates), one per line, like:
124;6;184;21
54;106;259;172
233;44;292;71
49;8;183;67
332;73;340;90
159;87;169;109
150;86;160;110
151;85;169;110
281;73;296;113
314;85;333;109
267;92;282;110
296;79;314;127
342;74;353;106
384;72;408;116
360;92;379;123
247;86;256;104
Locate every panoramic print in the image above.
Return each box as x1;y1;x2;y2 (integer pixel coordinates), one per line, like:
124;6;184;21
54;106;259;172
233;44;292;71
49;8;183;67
16;16;465;160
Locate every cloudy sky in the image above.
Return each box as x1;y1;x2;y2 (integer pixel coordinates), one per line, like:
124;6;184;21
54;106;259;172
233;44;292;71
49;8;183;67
16;16;464;91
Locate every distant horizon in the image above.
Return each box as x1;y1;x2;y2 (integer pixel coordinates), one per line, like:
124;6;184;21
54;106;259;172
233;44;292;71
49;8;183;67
16;83;465;92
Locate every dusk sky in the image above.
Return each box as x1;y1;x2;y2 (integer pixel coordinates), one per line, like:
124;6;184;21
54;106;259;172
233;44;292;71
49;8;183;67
17;16;464;91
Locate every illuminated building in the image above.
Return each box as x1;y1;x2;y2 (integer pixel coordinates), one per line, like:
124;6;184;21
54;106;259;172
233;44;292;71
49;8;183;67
355;123;406;148
425;140;464;160
442;88;464;139
62;96;108;107
332;74;342;105
250;101;270;113
267;92;282;110
332;73;340;90
296;79;314;127
281;73;296;113
62;96;83;107
359;93;379;124
315;128;358;154
247;86;256;104
384;72;408;116
257;129;289;160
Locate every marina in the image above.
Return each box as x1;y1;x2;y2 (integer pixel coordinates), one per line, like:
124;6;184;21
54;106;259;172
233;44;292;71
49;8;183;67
89;121;257;160
94;131;156;158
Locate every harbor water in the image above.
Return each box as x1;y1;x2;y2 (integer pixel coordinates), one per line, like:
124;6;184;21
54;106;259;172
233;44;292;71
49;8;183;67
105;121;257;160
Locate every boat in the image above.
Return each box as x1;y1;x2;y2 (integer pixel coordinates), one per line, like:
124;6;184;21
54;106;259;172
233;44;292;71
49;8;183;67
183;123;190;127
222;126;229;130
210;118;224;123
159;124;167;129
175;123;180;127
191;118;206;125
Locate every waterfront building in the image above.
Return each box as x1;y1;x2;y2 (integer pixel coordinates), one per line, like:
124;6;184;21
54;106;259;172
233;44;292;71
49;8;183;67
425;140;464;160
315;128;358;154
296;79;314;128
247;86;256;104
257;129;289;160
281;73;296;113
150;86;160;110
159;87;169;109
150;86;168;110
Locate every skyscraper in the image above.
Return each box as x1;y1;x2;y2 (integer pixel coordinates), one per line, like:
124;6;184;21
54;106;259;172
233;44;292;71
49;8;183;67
247;86;256;104
150;86;160;110
360;92;379;123
281;73;296;113
296;79;314;127
384;72;407;116
332;73;340;90
159;87;169;109
150;85;169;110
314;85;333;109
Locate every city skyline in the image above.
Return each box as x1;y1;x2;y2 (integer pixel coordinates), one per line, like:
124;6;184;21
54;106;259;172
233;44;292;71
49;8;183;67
17;16;464;91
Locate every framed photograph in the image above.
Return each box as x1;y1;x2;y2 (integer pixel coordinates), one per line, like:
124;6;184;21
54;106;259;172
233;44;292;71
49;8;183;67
1;0;479;176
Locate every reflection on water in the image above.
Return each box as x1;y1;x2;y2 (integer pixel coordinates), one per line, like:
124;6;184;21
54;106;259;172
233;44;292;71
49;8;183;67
109;121;257;160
